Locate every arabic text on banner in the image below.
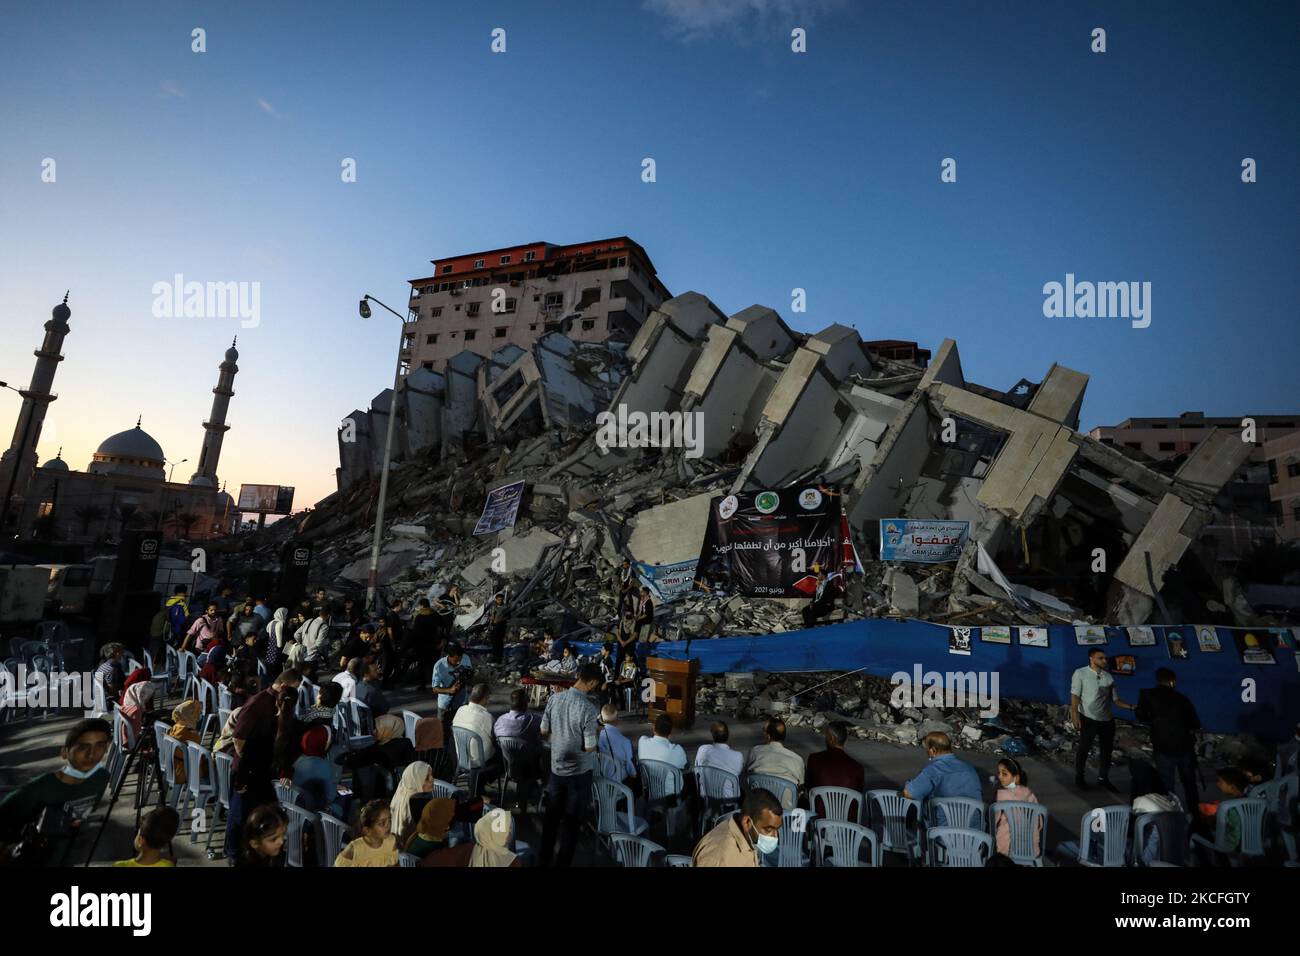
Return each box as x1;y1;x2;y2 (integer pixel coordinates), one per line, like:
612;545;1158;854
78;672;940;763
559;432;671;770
473;480;526;536
879;518;969;564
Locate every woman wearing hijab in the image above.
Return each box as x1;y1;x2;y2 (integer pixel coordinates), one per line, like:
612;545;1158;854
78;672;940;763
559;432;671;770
119;668;156;737
167;699;203;785
422;807;523;867
389;760;434;848
264;607;290;669
403;797;456;858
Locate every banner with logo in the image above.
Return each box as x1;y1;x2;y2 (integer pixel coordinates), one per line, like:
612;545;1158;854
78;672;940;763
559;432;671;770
695;485;851;598
635;559;699;604
473;480;526;536
879;518;969;563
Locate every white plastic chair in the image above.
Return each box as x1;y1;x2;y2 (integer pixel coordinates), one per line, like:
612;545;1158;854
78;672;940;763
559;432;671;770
810;785;864;824
772;808;812;868
744;772;798;812
1133;811;1189;866
666;854;693;867
610;832;666;867
319;812;353;867
990;800;1047;866
1078;805;1132;867
592;777;648;852
813;819;880;867
281;802;321;867
638;758;687;839
207;752;233;857
926;826;993;866
867;789;922;864
182;741;217;842
1190;797;1267;866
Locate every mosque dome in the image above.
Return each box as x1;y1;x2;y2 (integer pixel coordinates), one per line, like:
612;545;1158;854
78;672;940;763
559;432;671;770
88;422;166;480
52;292;70;323
225;338;239;363
40;452;69;472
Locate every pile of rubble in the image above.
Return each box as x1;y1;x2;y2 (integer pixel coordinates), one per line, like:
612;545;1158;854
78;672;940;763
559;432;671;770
693;671;1264;771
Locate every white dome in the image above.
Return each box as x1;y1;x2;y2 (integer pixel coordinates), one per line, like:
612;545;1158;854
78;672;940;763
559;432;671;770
95;426;164;462
40;455;69;472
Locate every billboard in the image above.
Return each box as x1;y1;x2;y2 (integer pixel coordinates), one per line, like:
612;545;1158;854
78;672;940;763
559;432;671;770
237;484;295;515
695;485;853;598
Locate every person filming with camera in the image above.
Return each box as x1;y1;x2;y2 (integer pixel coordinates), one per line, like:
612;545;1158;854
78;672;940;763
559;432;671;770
0;718;112;866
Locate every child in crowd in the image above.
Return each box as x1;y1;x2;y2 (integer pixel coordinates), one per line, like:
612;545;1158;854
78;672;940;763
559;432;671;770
1198;767;1248;853
536;643;579;678
114;806;180;867
334;799;399;867
237;805;288;867
992;757;1040;857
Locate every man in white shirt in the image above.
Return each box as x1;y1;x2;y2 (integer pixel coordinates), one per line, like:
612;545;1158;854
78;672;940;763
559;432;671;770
638;713;688;770
598;704;637;783
452;682;498;762
746;717;805;788
695;720;744;797
331;658;362;702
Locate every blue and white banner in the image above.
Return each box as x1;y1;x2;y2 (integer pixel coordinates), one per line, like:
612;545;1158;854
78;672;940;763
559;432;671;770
473;480;526;536
635;559;698;604
879;518;969;563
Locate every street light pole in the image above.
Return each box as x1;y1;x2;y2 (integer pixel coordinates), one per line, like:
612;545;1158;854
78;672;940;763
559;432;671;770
0;382;35;540
359;294;410;614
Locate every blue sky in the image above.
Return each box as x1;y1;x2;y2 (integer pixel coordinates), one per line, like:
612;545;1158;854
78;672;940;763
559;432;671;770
1;0;1297;510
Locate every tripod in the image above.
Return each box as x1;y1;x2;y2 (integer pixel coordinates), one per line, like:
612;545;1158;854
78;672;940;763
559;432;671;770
83;715;166;866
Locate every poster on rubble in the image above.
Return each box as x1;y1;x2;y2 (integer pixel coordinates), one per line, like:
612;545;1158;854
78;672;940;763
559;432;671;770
694;486;852;598
473;480;526;536
635;559;698;604
878;518;968;563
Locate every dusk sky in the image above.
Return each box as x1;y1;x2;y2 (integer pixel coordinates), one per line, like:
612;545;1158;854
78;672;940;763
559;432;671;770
2;0;1296;513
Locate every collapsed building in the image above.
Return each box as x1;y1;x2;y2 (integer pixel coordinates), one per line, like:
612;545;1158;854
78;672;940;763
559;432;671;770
212;289;1294;758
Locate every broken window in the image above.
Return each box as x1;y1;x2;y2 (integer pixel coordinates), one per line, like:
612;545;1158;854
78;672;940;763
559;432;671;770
1158;441;1175;452
493;370;526;406
923;416;1005;479
430;333;439;345
425;334;435;344
1125;441;1143;450
467;302;481;316
500;254;511;264
474;258;484;268
464;329;477;341
524;250;536;262
402;333;415;348
581;319;595;331
1287;462;1300;478
503;297;517;313
494;327;507;338
441;265;452;274
421;361;433;370
544;292;564;309
578;287;601;310
430;307;442;318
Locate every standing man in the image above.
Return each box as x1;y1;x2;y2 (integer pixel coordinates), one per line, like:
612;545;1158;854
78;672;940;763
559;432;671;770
634;586;655;643
291;605;332;673
487;592;508;664
1136;667;1202;809
1070;647;1134;792
614;558;635;617
430;642;472;744
539;663;602;867
165;585;190;646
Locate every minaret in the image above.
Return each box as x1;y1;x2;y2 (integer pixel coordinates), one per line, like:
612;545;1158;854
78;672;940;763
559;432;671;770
190;338;238;487
0;293;70;503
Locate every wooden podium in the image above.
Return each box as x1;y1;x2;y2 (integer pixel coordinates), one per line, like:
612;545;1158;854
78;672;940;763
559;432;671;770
646;657;699;731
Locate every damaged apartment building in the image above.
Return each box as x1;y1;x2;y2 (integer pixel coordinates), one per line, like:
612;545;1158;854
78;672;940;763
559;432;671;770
326;286;1256;631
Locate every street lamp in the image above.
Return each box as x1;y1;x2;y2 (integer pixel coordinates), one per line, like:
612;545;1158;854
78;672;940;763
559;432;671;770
167;458;188;483
0;380;33;539
358;294;410;614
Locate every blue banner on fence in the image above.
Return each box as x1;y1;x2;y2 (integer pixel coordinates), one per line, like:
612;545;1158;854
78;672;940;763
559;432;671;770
571;620;1299;738
634;559;698;604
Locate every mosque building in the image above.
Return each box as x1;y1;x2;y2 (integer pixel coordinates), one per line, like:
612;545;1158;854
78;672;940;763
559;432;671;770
0;293;240;544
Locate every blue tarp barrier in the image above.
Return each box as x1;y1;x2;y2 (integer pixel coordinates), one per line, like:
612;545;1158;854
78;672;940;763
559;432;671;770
572;619;1299;739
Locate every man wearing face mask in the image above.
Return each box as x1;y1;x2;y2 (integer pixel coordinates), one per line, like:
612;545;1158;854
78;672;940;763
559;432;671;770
0;718;112;866
692;788;783;867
